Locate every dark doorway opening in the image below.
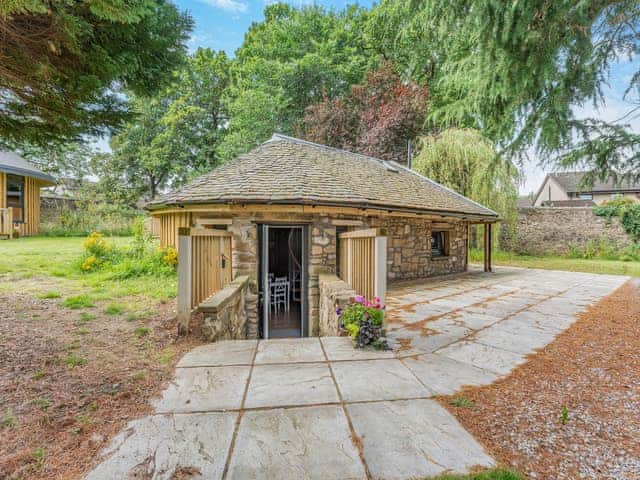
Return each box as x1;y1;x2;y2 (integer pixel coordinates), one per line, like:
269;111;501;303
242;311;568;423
259;225;307;338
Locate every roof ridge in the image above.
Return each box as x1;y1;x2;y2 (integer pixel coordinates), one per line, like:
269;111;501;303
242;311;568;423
266;133;399;171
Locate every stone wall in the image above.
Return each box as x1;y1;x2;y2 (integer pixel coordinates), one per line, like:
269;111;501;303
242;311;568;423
195;210;470;339
503;207;634;255
318;273;356;336
369;217;468;280
198;276;251;342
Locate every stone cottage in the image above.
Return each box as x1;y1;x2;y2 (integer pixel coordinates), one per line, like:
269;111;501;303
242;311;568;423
147;134;498;340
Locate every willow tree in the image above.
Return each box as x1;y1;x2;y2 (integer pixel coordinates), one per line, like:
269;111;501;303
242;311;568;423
412;128;520;248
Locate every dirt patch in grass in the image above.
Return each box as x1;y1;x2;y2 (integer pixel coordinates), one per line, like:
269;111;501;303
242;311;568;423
440;279;640;479
0;284;201;480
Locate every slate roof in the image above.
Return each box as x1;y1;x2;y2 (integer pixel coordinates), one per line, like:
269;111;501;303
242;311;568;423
0;151;56;185
549;172;640;193
147;134;498;219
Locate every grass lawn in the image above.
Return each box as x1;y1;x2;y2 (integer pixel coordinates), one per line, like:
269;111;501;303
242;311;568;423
0;236;176;300
469;248;640;277
0;236;195;479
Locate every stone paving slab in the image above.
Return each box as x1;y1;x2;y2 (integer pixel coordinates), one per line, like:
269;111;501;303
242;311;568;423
254;337;325;364
401;354;498;395
321;336;395;361
331;359;432;401
438;340;526;375
245;363;338;409
85;412;236;480
154;366;250;413
226;405;367;480
178;340;257;367
347;399;494;480
473;325;557;355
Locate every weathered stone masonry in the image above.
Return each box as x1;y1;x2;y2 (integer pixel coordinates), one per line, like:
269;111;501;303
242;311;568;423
204;211;469;339
502;207;634;255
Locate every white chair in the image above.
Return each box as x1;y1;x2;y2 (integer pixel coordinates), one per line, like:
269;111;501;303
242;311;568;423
270;278;289;312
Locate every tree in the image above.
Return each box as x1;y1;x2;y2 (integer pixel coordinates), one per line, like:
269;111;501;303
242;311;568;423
369;0;640;184
412;128;520;246
109;48;230;199
218;3;373;160
300;62;429;162
0;0;192;144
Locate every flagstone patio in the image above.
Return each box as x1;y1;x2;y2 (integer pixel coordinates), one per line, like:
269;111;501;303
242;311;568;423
85;267;628;480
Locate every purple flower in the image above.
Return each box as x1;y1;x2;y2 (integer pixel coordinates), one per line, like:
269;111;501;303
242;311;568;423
335;307;343;316
354;295;365;304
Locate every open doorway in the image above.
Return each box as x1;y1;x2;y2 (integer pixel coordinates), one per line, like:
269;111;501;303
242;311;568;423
259;225;308;338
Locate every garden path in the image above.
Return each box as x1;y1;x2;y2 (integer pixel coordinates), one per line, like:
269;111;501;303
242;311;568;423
85;267;627;480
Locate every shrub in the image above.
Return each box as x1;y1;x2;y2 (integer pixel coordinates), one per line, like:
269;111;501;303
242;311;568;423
77;222;177;278
594;197;640;241
337;295;389;349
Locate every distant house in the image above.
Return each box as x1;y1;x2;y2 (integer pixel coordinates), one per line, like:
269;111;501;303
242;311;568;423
0;151;56;237
533;172;640;207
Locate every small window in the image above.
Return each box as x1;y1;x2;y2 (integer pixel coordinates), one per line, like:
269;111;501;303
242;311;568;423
578;193;593;200
6;174;25;222
431;231;448;257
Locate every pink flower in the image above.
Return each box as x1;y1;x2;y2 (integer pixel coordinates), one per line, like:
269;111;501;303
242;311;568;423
354;295;365;304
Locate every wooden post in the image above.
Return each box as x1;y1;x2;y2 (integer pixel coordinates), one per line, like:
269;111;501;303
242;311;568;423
374;235;387;305
483;223;489;272
488;223;493;273
177;228;192;334
374;234;387;330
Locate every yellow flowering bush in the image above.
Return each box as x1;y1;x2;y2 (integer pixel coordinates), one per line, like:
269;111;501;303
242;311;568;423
80;232;114;271
83;232;111;257
78;226;177;278
81;255;99;271
159;246;178;267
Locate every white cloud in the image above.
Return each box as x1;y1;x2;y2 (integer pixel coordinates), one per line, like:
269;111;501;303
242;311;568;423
197;0;247;13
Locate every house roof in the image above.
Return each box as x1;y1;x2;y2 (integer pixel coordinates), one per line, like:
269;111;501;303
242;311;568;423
547;171;640;194
517;196;533;208
0;151;56;185
147;134;498;220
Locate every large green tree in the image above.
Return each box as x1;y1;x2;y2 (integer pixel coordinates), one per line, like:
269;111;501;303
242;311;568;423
0;0;192;145
369;0;640;184
219;3;373;161
109;48;231;199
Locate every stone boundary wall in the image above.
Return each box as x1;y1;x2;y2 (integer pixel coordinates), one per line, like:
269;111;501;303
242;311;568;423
503;207;634;255
318;273;356;336
40;196;77;226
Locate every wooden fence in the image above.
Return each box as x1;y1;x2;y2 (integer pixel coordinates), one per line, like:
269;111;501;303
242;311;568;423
338;228;387;304
0;207;13;239
177;228;232;332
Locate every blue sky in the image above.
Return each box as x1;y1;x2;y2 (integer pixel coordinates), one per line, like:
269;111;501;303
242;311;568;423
114;0;638;195
174;0;375;55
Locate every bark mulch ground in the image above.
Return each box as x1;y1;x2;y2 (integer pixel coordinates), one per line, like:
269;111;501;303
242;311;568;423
0;284;201;480
440;279;640;480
